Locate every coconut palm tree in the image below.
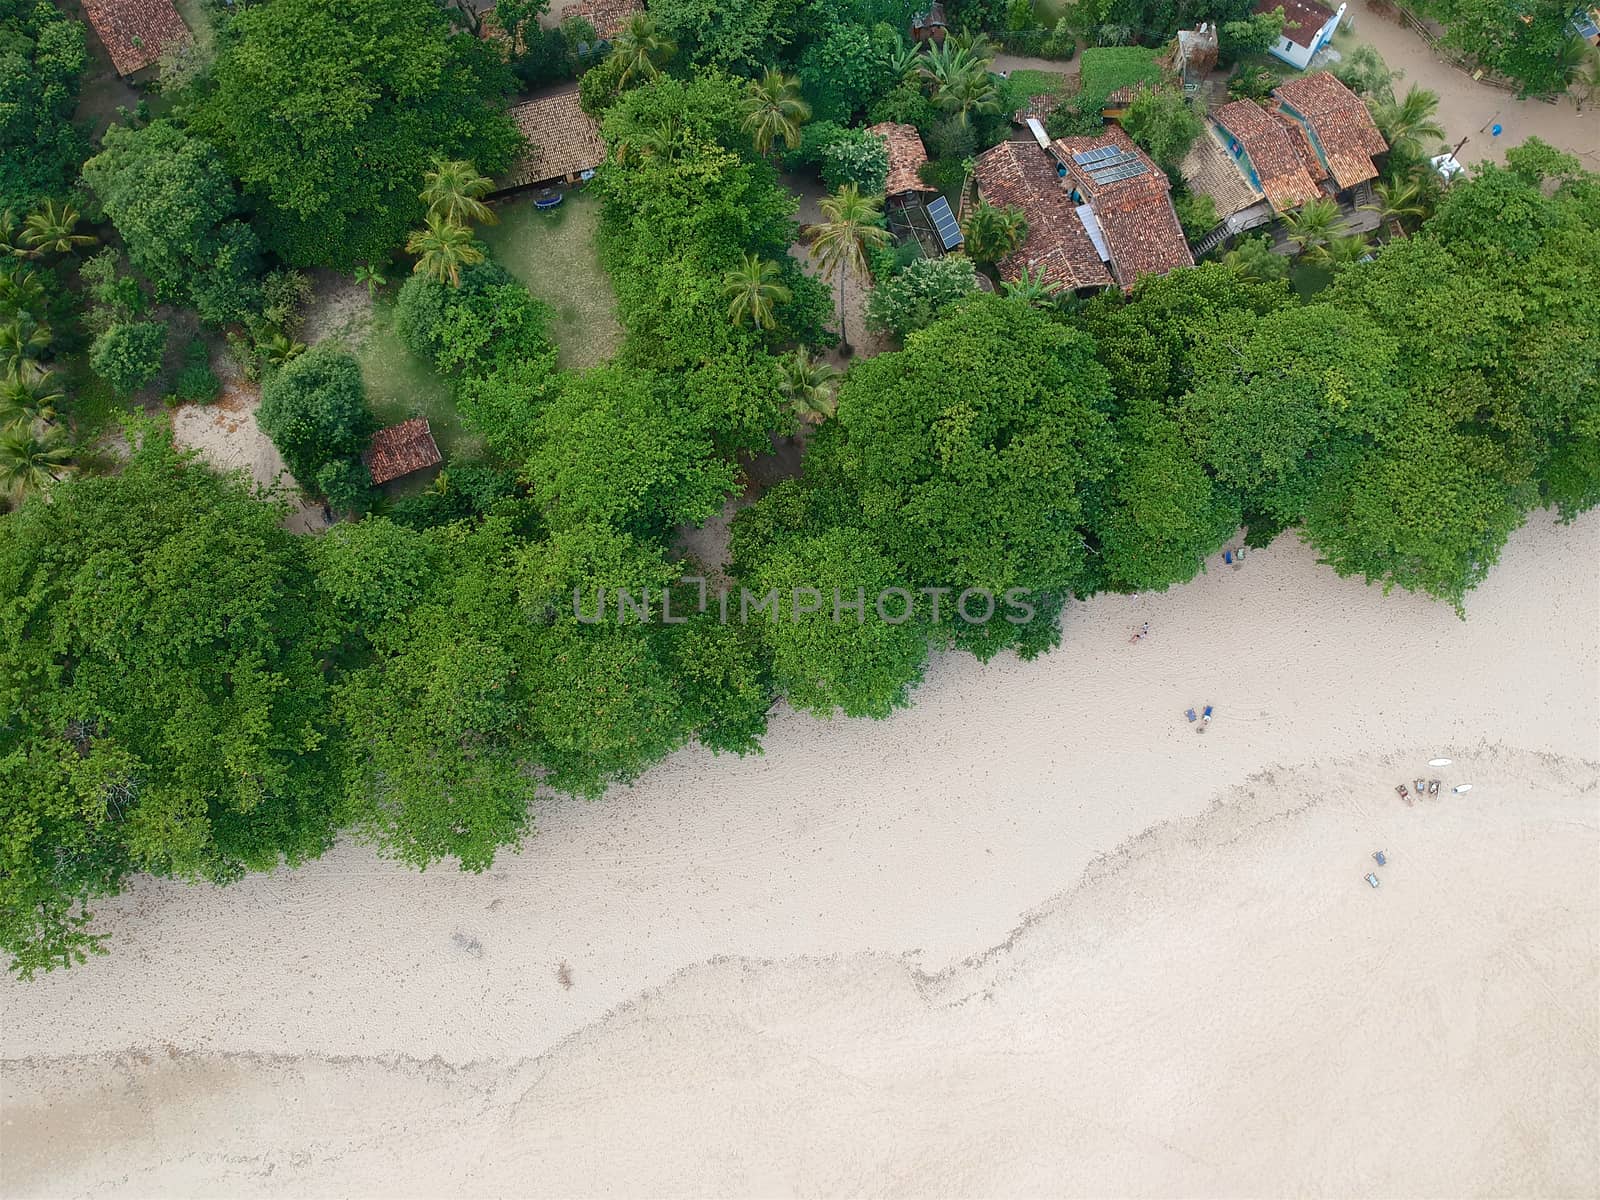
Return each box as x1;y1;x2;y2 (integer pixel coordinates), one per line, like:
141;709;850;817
935;65;1002;129
808;184;891;356
0;316;51;373
1309;231;1372;268
960;201;1028;265
741;69;811;157
1281;196;1342;259
420;159;497;227
778;349;842;425
1360;175;1428;235
944;29;999;63
920;40;982;89
721;253;793;331
0;210;26;259
406;214;484;288
1002;265;1064;305
20;201;96;257
0;366;64;428
0;423;74;502
1370;85;1445;156
616;116;695;165
612;13;675;86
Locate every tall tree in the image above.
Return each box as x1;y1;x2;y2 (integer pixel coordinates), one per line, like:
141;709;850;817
808;183;891;355
740;69;811;156
611;12;676;85
777;349;842;424
721;253;793;330
406;214;484;288
189;0;520;268
419;158;497;227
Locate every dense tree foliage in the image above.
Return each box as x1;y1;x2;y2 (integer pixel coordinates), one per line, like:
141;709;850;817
82;122;263;326
0;433;341;975
0;0;87;211
256;346;376;502
189;0;521;268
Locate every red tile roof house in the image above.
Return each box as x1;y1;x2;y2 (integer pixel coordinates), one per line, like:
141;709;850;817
973;139;1112;295
1053;128;1194;290
868;122;939;205
1272;72;1388;192
363;419;443;486
1256;0;1346;70
81;0;190;78
1213;99;1323;212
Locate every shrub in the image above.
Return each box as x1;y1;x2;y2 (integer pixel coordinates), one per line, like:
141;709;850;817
1042;19;1077;60
174;361;221;403
394;260;553;379
822;128;890;194
1173;192;1218;240
89;321;167;396
864;254;980;340
867;84;937;131
257;343;374;489
314;457;374;514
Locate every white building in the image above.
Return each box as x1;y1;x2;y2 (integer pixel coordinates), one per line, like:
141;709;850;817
1256;0;1346;70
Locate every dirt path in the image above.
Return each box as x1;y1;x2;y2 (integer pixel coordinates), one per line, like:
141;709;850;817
784;173;891;367
1344;3;1600;169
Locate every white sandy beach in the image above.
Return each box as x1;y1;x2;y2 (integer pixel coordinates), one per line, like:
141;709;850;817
3;512;1598;1197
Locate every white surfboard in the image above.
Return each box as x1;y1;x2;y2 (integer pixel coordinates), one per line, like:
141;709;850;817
1451;784;1472;794
1428;758;1452;767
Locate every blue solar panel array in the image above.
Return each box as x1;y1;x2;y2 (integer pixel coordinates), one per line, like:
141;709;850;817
926;196;963;250
1072;145;1120;166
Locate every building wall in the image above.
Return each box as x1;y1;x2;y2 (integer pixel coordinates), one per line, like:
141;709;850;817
1265;2;1345;68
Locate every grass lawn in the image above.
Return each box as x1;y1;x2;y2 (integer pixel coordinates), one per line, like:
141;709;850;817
1000;68;1068;112
348;296;480;463
480;189;623;369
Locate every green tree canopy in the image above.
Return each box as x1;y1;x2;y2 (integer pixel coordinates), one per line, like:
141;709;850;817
189;0;521;268
256;344;376;492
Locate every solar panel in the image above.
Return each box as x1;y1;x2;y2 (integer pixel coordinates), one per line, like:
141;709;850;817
1091;162;1149;184
1072;145;1120;166
1086;151;1140;177
926;196;964;249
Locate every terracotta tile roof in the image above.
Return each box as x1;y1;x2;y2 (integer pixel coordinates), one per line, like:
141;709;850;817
973;140;1112;292
501;86;606;189
1272;108;1329;183
1053;128;1193;288
558;0;642;38
81;0;189;76
1272;72;1387;189
867;122;937;196
363;419;443;485
1011;91;1063;125
1179;127;1263;218
1214;100;1322;212
1254;0;1336;48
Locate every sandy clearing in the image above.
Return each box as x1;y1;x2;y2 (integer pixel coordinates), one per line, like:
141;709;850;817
786;172;894;365
169;382;326;534
4;746;1595;1197
1344;2;1600;170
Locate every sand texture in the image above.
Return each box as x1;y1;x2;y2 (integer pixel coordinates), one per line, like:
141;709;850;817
3;513;1597;1196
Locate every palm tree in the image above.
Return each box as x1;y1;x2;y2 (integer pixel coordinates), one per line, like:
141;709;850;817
1002;265;1064;305
406;214;484;287
0;423;74;502
612;13;675;86
935;65;1002;128
0;210;26;258
960;201;1027;265
920;40;982;89
808;184;891;356
885;37;923;88
420;159;497;227
1370;85;1445;156
353;262;389;298
20;201;96;257
0;366;64;428
944;29;999;61
0;316;51;373
0;268;48;322
1309;231;1372;268
778;349;842;425
1221;233;1289;283
1360;175;1427;235
617;116;695;165
721;253;793;331
741;70;811;157
1281;196;1342;259
1554;34;1595;92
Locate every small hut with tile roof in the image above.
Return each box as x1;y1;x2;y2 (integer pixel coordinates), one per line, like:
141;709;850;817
499;86;606;192
81;0;189;77
1272;72;1387;191
363;419;443;486
1213;99;1323;212
867;123;938;204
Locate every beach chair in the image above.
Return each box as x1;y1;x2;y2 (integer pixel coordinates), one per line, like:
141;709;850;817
1365;873;1380;888
1202;704;1214;724
1185;708;1197;723
1428;779;1440;796
1373;850;1387;866
1396;784;1411;804
1223;550;1233;564
1414;778;1427;796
